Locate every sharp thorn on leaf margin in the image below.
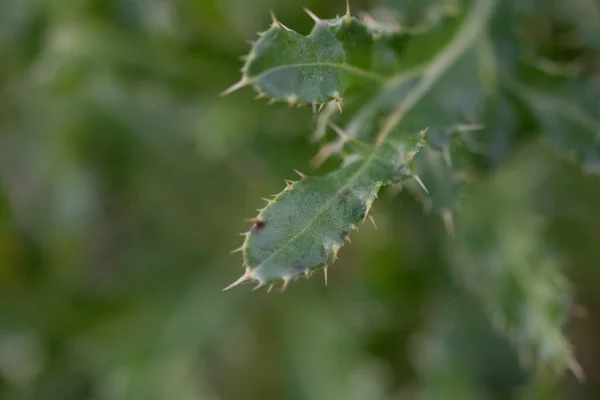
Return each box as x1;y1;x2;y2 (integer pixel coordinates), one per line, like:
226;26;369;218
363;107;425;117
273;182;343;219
223;269;253;291
368;215;377;229
270;9;292;31
345;0;352;22
280;277;291;292
413;175;429;194
303;7;322;23
335;98;343;113
294;169;307;180
219;77;249;97
270;9;279;25
230;246;244;254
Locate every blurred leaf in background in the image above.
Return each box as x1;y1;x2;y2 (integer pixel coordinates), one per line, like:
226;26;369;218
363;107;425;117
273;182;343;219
0;0;599;399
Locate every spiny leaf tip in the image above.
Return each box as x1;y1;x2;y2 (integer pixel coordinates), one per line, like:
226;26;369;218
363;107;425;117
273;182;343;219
294;169;307;180
219;77;250;97
303;7;322;23
223;269;253;291
281;277;291;292
270;9;291;31
230;245;244;254
345;0;351;21
335;98;343;113
413;175;429;194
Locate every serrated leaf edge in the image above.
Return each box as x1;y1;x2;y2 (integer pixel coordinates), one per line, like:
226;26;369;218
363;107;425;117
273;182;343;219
226;0;497;292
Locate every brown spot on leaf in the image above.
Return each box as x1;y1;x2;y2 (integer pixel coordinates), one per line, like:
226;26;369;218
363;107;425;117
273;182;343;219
250;220;265;234
338;190;348;204
340;231;349;240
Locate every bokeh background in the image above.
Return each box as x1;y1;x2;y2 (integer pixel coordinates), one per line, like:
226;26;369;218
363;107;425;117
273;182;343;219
1;0;600;399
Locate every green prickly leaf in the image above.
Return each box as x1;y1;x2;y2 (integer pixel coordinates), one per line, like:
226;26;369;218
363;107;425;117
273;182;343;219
309;4;492;167
410;127;481;232
307;4;494;226
225;0;498;290
490;0;600;175
220;0;589;385
222;5;430;105
509;67;600;174
448;154;581;377
226;131;425;289
227;14;385;104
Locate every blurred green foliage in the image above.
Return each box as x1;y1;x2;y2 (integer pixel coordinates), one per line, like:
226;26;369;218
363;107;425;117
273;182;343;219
0;0;599;399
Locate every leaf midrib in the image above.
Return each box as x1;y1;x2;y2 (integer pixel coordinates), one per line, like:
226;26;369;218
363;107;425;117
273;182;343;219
250;62;386;83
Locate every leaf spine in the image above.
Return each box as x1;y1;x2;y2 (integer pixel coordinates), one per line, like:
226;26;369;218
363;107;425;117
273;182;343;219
219;77;250;97
303;7;322;24
287;94;298;107
334;96;343;113
368;215;377;229
270;9;292;31
230;246;245;254
344;0;352;22
270;9;279;27
223;268;253;291
413;175;429;194
293;169;307;180
280;277;291;292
